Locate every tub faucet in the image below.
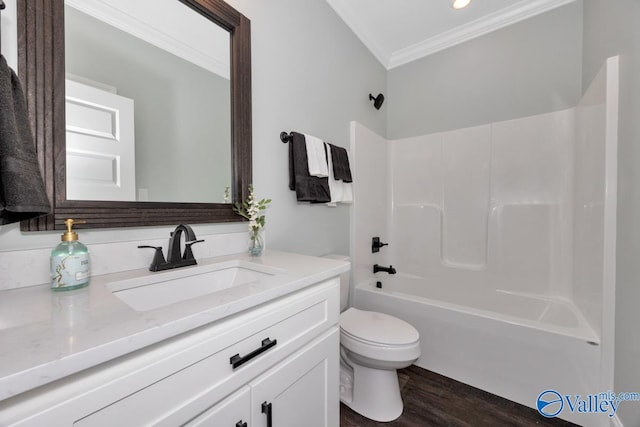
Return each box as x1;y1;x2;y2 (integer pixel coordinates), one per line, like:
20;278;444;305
373;264;396;275
138;224;204;272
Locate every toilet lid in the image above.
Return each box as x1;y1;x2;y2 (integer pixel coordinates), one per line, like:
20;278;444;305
340;308;419;346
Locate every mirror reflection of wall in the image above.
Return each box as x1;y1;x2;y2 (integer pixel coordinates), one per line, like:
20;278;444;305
64;0;231;203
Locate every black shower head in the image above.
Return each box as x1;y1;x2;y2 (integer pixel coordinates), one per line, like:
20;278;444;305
369;93;384;110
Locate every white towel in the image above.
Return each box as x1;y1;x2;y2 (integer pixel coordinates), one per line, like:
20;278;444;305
304;134;329;177
325;143;353;206
342;181;353;203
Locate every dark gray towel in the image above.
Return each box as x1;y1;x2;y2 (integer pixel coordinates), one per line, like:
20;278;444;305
288;132;331;203
329;143;352;183
0;54;51;225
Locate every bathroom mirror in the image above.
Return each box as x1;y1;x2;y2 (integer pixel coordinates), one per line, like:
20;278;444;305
64;1;232;204
17;0;252;231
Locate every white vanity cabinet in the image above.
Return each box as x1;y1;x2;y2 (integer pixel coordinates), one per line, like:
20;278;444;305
249;330;338;427
191;329;338;427
186;386;251;427
0;279;340;427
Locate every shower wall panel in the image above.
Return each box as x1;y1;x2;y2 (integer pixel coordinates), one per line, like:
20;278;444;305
441;126;491;269
390;109;575;296
572;61;609;337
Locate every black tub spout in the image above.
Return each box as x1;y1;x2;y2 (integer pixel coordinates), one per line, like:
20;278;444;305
373;264;396;275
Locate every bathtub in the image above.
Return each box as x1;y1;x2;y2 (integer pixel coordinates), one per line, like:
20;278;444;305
354;275;606;427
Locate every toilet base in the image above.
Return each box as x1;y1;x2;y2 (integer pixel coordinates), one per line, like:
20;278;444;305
340;362;404;422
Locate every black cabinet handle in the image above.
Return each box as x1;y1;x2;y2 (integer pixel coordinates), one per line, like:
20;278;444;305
230;338;278;369
235;421;247;427
262;402;273;427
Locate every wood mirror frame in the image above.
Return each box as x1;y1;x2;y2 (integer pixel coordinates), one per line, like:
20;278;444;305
17;0;251;231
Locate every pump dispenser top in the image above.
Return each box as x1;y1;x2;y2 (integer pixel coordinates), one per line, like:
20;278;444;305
61;218;84;242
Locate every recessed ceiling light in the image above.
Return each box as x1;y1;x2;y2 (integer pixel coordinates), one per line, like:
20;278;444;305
452;0;472;9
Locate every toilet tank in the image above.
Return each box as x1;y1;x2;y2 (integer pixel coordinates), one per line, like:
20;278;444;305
322;254;350;312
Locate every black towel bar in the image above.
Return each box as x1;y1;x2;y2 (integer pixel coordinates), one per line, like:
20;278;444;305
280;131;293;143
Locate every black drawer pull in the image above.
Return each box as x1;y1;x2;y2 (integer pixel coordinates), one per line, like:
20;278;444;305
235;421;247;427
230;337;278;369
262;402;273;427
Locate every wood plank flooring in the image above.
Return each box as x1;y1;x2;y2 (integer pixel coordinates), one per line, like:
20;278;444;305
340;365;581;427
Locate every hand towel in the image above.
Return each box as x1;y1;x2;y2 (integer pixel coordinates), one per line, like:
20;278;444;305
329;144;352;182
325;142;353;206
304;133;329;177
325;143;342;207
288;132;331;203
0;54;51;225
341;181;353;203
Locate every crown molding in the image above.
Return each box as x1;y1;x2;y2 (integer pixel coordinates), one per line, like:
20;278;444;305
65;0;229;79
326;0;392;68
388;0;578;69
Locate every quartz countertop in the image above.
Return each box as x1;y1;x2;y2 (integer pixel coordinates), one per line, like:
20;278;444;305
0;250;349;401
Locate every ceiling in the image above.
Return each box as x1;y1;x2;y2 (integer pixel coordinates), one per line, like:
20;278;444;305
326;0;577;69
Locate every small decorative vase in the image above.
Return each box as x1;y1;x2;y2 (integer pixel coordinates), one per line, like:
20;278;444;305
249;230;264;256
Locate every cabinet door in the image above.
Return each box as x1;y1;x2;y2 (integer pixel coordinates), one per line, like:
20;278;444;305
250;329;339;427
186;386;250;427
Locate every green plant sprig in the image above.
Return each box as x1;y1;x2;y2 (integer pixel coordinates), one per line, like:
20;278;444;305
233;184;271;236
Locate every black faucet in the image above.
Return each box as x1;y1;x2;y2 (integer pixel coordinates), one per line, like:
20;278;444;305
138;224;204;272
373;264;396;275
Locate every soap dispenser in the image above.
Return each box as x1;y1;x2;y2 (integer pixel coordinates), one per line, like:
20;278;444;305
50;219;90;291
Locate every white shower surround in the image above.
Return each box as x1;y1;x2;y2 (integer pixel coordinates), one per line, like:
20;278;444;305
350;57;618;427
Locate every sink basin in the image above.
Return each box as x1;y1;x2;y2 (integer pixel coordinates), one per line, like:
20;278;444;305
107;260;285;311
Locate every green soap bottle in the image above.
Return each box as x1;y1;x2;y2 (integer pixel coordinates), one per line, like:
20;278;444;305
50;219;90;291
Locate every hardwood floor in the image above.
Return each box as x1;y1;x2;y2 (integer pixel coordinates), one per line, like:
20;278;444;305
340;365;581;427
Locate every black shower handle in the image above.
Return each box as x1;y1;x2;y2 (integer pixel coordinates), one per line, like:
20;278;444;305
372;237;389;253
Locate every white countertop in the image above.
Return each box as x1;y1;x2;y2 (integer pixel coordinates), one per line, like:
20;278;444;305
0;251;349;401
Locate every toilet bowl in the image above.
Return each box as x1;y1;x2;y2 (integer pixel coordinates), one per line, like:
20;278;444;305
339;307;420;422
322;254;421;422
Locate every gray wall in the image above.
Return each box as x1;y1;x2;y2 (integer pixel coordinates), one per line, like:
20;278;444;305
65;6;231;203
226;0;387;255
583;1;640;425
386;2;584;139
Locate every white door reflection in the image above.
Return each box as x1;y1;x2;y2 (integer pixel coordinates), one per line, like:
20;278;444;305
66;79;136;201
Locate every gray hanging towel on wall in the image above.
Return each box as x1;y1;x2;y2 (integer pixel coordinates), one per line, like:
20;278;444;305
328;143;352;183
288;132;331;203
0;54;51;225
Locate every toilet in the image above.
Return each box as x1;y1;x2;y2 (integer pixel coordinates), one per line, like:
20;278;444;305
324;255;421;422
